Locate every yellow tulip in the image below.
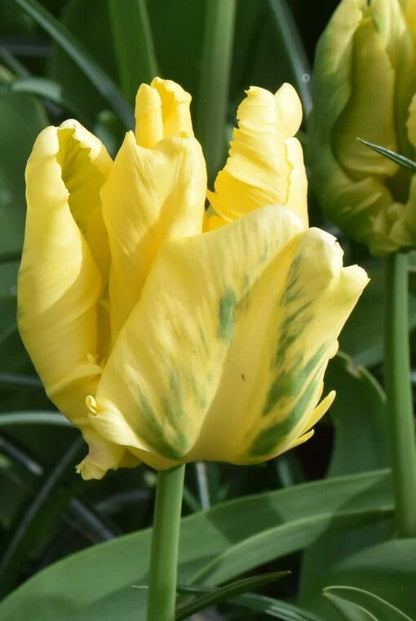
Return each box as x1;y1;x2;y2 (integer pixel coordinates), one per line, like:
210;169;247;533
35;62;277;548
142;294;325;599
309;0;416;255
17;77;368;479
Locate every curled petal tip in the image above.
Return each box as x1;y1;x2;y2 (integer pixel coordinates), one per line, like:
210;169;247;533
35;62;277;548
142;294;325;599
135;77;194;147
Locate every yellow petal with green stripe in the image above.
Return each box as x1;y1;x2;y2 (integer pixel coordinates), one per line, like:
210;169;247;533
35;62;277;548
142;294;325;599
187;228;368;464
85;207;366;470
85;206;305;469
101;131;206;340
208;83;308;227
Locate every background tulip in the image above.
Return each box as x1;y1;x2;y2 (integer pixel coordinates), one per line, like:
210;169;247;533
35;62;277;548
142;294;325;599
309;0;416;256
18;78;368;479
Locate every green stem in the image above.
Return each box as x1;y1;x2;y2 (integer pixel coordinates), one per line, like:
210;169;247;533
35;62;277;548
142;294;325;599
147;464;185;621
384;252;416;537
195;0;236;183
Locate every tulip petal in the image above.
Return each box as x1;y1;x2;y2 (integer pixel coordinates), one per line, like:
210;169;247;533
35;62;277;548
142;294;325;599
56;120;113;279
333;16;397;177
187;230;368;464
76;427;138;480
135;78;194;148
407;92;416;149
86;206;306;469
17;123;122;476
101;131;206;340
18;124;110;413
207;84;308;228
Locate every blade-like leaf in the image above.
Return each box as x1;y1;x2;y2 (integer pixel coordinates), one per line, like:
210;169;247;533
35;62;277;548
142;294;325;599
326;353;388;477
0;251;21;264
299;353;390;608
357;137;416;172
324;586;413;621
189;507;390;588
0;470;392;620
10;77;89;122
175;572;289;620
0;437;85;596
0;77;47;255
326;596;377;621
12;0;134;127
340;265;416;367
268;0;312;115
301;540;416;619
0;47;29;78
107;0;158;104
233;592;322;620
0;375;41;387
0;411;70;427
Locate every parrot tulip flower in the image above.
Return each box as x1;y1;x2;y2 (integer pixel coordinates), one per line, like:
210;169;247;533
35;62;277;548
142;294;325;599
17;78;368;479
309;0;416;256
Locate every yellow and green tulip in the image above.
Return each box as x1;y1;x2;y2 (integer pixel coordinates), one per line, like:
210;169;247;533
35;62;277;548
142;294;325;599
309;0;416;256
17;78;368;479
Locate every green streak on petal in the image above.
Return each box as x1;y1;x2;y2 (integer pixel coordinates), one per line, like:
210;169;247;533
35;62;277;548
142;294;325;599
279;255;302;306
169;369;183;404
262;344;327;419
198;325;209;354
247;420;287;458
263;352;303;416
139;394;186;460
251;349;327;459
218;287;237;343
272;302;310;368
190;376;208;411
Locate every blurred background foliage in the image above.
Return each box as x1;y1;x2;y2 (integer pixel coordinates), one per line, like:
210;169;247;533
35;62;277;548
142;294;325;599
0;0;413;619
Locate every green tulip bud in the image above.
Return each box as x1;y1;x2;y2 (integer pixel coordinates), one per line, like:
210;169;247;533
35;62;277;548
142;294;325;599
309;0;416;255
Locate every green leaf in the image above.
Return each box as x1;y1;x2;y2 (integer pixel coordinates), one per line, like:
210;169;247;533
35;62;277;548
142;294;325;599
299;354;390;610
0;81;47;254
0;437;85;597
45;0;119;120
324;586;413;621
0;375;41;387
13;0;133;127
175;572;289;620
0;411;70;427
232;592;322;620
326;597;378;621
357;138;416;173
268;0;312;114
326;353;388;477
339;264;416;367
147;0;206;98
10;77;89;122
107;0;158;104
301;540;416;619
0;47;30;78
0;263;36;383
0;470;392;620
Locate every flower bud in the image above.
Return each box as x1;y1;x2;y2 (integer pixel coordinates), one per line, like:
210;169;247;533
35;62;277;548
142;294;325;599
309;0;416;255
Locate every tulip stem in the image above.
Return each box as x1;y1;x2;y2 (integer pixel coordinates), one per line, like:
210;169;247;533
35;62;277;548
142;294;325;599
384;252;416;537
196;0;236;183
146;464;185;621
